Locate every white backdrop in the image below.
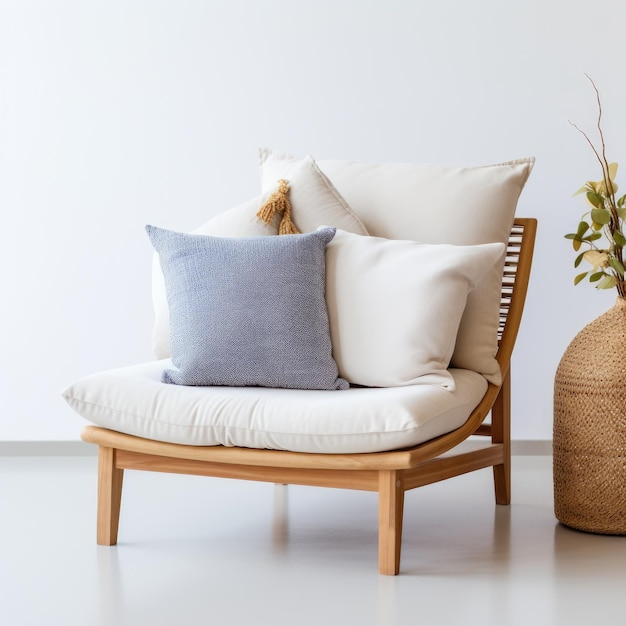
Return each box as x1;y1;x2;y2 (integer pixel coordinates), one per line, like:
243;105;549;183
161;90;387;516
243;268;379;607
0;0;621;441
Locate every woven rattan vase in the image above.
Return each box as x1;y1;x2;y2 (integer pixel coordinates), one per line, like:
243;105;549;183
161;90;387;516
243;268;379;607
553;297;626;534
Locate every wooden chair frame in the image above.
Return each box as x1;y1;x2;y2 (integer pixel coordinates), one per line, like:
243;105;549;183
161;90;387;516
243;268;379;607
82;218;537;575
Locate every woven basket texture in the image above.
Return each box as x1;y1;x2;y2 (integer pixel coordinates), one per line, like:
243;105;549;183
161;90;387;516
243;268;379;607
554;297;626;534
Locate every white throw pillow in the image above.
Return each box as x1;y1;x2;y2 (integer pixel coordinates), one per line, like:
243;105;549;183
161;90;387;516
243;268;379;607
324;229;505;389
259;149;368;235
262;153;534;383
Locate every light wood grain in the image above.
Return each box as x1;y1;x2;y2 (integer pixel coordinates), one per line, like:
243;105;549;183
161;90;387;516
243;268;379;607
492;369;511;505
97;446;123;546
404;445;504;490
82;426;418;471
115;449;379;491
378;470;405;575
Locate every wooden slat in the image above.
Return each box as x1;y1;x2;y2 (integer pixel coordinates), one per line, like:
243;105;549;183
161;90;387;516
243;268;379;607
473;424;492;437
403;445;504;490
115;449;380;491
497;218;537;345
83;426;417;471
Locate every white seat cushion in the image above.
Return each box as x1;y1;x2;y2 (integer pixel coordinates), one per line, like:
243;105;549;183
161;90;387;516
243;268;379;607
62;360;488;454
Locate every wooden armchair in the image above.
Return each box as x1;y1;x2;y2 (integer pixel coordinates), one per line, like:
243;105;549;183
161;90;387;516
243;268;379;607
80;217;536;575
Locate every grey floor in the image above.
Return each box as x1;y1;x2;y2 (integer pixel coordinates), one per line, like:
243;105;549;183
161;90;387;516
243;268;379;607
1;453;625;626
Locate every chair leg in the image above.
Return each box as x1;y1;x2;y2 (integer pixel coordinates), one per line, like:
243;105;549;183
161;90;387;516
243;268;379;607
492;368;511;505
378;470;405;575
97;446;124;546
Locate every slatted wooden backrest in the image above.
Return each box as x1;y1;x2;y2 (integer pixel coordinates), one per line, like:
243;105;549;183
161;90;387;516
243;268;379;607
496;218;537;377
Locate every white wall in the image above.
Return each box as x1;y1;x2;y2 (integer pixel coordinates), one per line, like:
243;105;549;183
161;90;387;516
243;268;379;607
0;0;621;441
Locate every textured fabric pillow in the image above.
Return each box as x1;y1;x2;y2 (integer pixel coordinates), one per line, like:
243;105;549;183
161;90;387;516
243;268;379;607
262;153;534;384
146;225;348;391
323;229;505;389
259;149;369;235
152;193;279;359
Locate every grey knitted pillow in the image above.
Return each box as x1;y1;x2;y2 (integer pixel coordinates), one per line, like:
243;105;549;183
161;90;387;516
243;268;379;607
146;225;348;391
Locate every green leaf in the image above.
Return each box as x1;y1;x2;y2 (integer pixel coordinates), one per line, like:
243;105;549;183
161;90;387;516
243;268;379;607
574;271;589;285
608;258;626;277
589;271;604;282
574;251;586;268
587;191;604;208
597;274;617;289
574;184;591;196
583;232;603;242
617;206;626;220
565;233;586;251
614;231;626;247
577;221;590;237
591;207;611;225
618;194;626;208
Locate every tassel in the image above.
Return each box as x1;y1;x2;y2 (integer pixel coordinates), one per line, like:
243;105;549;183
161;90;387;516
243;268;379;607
256;179;300;234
